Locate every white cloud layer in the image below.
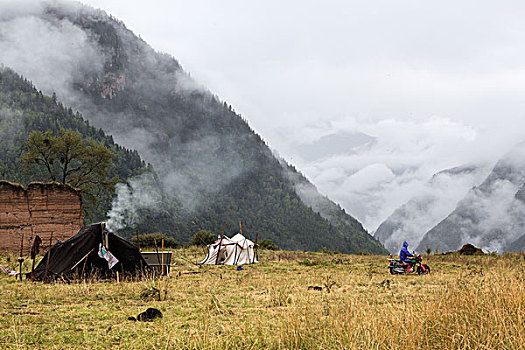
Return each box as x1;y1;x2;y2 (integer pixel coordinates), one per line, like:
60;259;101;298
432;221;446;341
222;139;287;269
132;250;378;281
293;117;514;231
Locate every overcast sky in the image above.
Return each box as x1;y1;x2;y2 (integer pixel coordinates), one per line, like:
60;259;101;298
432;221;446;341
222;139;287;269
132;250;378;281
76;0;525;231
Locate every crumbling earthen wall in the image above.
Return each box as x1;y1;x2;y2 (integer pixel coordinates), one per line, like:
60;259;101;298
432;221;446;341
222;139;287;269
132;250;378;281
0;181;83;254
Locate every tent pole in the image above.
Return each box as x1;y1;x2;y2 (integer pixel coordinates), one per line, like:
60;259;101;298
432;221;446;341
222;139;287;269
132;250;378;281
239;220;242;235
100;223;105;248
254;232;259;263
153;238;161;277
44;232;53;282
30;237;35;281
197;236;209;256
101;223;108;249
215;222;226;265
136;227;143;279
136;228;141;251
161;237;165;276
30;256;36;281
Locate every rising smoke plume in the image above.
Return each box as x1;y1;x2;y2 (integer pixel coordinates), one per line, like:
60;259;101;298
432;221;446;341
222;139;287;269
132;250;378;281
105;172;163;232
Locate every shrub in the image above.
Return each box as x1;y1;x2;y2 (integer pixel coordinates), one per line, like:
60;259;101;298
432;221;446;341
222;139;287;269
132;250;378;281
298;258;327;267
259;239;278;250
320;247;340;254
136;233;180;249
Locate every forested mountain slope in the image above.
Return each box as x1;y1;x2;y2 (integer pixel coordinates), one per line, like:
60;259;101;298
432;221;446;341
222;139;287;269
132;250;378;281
0;2;386;253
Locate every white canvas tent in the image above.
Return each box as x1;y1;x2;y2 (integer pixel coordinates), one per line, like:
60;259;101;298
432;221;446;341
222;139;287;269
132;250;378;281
198;233;258;265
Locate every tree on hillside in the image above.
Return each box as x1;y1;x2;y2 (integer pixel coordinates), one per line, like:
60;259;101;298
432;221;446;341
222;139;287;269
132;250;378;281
22;129;117;199
188;230;216;246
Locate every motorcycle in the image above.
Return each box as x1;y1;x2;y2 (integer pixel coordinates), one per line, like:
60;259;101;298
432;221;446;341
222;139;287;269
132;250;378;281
387;254;430;275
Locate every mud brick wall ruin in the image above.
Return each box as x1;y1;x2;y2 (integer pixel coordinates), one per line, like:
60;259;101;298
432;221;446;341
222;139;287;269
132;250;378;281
0;181;83;254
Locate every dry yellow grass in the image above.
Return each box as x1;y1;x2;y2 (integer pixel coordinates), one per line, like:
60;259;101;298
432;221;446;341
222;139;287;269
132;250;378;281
0;249;524;349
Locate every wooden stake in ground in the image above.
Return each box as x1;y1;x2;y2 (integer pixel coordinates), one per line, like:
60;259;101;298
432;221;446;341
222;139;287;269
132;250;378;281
17;230;25;281
153;238;161;277
161;237;165;276
135;228;143;277
215;222;226;265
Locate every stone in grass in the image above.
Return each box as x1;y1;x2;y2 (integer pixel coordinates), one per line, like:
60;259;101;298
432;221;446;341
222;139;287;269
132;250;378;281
458;244;484;256
128;308;163;322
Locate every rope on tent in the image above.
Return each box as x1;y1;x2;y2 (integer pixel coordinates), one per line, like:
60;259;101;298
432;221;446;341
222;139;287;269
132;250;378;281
253;232;259;264
215;222;226;265
70;248;95;271
233;244;239;265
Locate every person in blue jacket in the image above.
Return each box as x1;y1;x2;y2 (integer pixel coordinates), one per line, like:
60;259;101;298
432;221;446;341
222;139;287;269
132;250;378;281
399;241;414;270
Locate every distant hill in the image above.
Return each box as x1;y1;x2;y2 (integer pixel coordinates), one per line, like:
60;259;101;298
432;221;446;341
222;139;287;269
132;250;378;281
0;2;386;254
374;164;489;253
417;145;525;253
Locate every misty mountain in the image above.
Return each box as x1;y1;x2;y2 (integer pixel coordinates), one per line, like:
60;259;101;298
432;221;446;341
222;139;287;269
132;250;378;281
417;144;525;253
0;1;386;253
374;164;490;253
508;229;525;252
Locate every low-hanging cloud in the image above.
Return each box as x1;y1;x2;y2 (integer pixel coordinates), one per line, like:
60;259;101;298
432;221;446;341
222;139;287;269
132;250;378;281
466;180;525;253
0;2;107;102
376;165;491;253
417;143;525;253
289;116;508;232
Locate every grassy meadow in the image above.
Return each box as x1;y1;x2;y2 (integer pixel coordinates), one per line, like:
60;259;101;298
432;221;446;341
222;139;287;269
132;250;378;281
0;248;524;349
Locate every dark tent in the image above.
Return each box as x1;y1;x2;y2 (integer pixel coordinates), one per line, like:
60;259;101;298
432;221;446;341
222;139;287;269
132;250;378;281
30;223;147;281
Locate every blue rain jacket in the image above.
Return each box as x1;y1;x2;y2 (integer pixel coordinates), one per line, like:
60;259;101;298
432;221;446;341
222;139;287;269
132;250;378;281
399;241;414;262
